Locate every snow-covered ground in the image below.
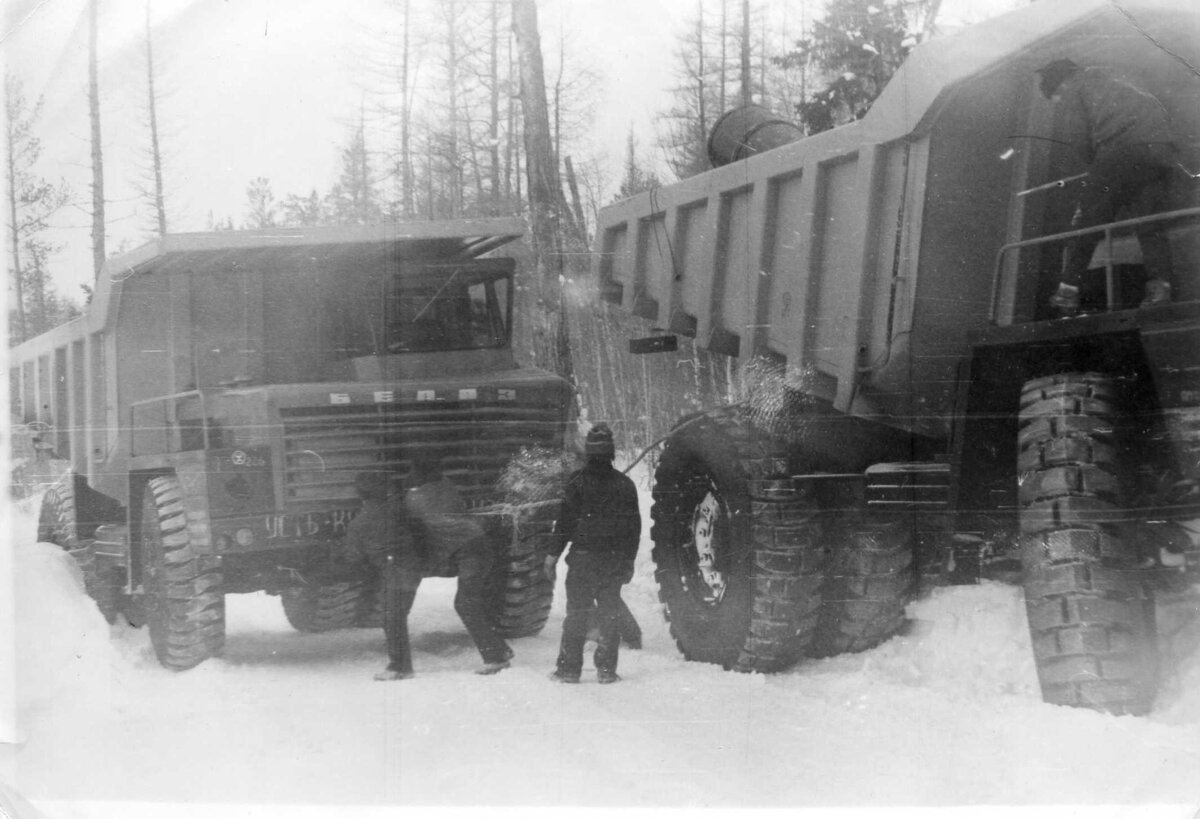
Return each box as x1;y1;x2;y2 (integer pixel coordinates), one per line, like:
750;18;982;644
3;471;1200;819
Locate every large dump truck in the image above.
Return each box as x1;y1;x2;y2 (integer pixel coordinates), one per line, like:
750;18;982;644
596;0;1200;714
10;220;574;669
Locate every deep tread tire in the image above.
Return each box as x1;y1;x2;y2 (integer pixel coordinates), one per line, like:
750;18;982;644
811;513;915;657
281;580;369;632
1017;373;1157;715
650;412;824;672
38;476;77;547
40;475;126;623
488;504;557;638
142;475;225;670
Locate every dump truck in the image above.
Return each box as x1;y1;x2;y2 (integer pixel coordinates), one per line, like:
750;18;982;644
10;220;574;669
595;0;1200;715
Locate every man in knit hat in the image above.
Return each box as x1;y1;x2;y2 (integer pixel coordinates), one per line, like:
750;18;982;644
545;424;641;684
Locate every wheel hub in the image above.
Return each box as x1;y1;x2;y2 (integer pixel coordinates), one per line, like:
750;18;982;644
689;491;727;604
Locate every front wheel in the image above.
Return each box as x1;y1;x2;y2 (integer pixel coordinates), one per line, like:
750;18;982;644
1017;372;1157;715
486;503;557;638
650;413;824;672
141;475;225;670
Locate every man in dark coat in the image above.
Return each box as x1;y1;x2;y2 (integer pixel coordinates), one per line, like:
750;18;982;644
343;470;423;681
1038;59;1178;316
405;454;513;675
546;424;641;684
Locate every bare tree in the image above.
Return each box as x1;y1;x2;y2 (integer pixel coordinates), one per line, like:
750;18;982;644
5;75;73;343
140;1;168;236
88;0;107;277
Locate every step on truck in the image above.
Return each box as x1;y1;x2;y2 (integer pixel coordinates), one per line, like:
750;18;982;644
595;0;1200;715
11;220;575;670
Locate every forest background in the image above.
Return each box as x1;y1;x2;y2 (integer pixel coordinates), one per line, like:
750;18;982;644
4;0;1027;452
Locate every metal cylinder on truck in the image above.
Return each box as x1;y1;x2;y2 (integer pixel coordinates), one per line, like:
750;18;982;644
706;104;804;167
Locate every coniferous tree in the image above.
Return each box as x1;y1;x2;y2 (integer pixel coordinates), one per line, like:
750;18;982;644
5;74;73;343
777;0;937;134
244;177;276;228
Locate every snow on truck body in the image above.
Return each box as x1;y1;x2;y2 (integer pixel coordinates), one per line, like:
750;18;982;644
596;0;1200;716
11;220;572;669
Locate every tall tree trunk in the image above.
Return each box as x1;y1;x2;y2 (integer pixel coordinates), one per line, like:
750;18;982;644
5;80;27;341
564;155;587;243
145;2;167;236
719;0;727;114
511;0;572;384
400;0;414;218
443;0;462;217
489;1;502;213
89;0;106;277
740;0;752;106
511;0;562;282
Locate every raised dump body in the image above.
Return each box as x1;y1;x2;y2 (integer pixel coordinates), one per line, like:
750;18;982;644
596;0;1200;716
12;220;573;669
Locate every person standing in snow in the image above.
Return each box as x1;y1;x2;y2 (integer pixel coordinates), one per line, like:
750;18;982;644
342;470;423;681
546;424;641;684
405;454;514;675
1037;58;1178;316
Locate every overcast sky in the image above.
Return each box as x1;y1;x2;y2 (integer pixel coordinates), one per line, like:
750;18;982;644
2;0;1024;301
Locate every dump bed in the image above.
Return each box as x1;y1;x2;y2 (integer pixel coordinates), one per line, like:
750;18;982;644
595;0;1200;439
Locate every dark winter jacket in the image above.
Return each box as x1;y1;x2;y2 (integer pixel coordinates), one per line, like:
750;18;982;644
551;459;640;562
343;498;423;574
403;478;487;560
1056;67;1175;164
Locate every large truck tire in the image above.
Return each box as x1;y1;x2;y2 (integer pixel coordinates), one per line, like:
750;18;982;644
1017;372;1158;715
650;413;825;672
37;475;77;547
811;513;915;657
39;474;125;623
141;475;225;670
488;506;557;638
281;580;369;632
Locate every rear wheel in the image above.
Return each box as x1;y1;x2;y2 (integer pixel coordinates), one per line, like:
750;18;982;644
650;413;824;672
40;475;125;622
281;580;369;632
1017;372;1157;715
812;512;915;657
142;475;225;670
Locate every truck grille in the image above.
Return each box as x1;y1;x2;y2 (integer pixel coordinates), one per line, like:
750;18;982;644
279;402;565;507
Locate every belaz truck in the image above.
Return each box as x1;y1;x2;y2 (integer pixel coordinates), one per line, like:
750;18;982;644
11;220;573;670
595;0;1200;714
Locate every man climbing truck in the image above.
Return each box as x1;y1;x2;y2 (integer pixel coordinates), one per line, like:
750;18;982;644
595;0;1200;715
12;220;573;670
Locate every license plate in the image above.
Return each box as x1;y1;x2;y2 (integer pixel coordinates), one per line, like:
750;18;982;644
264;508;358;541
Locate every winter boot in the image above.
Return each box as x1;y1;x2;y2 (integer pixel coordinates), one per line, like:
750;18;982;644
549;670;580;684
374;666;414;682
1048;282;1080;317
597;669;622;684
476;645;514;676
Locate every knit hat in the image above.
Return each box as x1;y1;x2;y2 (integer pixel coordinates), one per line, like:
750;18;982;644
584;424;615;457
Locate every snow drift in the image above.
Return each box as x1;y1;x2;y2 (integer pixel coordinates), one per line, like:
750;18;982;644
4;478;1200;815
